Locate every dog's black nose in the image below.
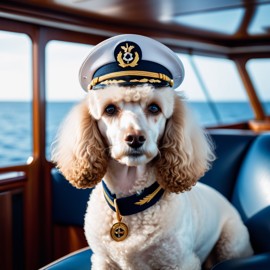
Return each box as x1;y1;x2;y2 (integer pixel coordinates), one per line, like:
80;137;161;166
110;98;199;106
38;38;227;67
125;134;146;149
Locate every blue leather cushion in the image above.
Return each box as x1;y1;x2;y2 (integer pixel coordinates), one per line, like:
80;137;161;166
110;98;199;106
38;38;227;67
200;130;256;200
52;168;92;226
45;248;92;270
211;252;270;270
246;205;270;254
232;134;270;222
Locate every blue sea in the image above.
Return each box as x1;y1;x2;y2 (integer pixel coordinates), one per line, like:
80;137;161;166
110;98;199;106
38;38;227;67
0;101;269;167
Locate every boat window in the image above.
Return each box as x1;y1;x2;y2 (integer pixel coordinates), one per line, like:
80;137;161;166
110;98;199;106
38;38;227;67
45;40;93;160
0;30;32;167
248;3;270;35
246;58;270;115
171;8;245;35
178;54;254;125
177;53;217;125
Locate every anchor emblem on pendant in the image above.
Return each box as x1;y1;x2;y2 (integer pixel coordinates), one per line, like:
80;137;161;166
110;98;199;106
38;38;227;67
110;222;129;241
110;199;129;241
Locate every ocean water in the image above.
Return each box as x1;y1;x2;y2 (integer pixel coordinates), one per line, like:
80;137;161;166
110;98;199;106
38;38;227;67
0;101;269;167
0;102;32;166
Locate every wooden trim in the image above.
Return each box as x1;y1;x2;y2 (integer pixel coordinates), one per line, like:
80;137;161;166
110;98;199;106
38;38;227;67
21;25;48;270
2;2;270;57
0;174;26;192
0;165;28;173
53;225;88;260
0;192;13;270
248;118;270;132
0;16;36;35
234;58;265;120
36;26;105;47
207;121;250;130
42;162;54;264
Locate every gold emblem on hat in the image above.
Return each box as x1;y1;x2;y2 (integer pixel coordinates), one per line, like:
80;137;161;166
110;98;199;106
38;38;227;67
117;43;139;68
110;199;129;241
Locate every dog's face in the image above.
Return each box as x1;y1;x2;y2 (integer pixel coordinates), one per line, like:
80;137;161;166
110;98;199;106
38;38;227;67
88;85;174;166
52;84;213;190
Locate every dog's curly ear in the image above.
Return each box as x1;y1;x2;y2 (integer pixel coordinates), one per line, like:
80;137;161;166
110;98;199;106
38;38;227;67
51;98;108;188
156;95;215;193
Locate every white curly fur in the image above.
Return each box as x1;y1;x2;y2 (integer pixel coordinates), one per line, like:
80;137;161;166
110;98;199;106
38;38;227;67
52;84;253;269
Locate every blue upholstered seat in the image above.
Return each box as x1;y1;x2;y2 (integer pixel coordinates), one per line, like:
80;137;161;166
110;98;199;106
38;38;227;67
212;252;270;270
43;131;270;269
40;248;92;270
232;134;270;222
200;130;256;200
52;168;92;226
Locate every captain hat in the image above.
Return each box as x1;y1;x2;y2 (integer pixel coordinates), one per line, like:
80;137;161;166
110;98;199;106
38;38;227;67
79;34;184;91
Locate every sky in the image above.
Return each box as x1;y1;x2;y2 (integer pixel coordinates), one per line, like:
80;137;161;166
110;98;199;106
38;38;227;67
45;41;92;101
0;26;270;102
0;31;32;101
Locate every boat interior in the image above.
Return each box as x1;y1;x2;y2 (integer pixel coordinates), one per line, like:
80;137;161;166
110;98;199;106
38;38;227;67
0;0;270;269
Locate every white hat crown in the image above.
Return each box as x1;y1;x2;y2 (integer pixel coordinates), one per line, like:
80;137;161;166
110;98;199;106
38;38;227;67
79;34;184;91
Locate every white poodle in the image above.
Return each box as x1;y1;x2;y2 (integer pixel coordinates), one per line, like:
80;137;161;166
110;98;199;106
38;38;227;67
52;83;253;270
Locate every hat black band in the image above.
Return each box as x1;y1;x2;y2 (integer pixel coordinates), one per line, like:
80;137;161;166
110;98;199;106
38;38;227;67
88;60;173;90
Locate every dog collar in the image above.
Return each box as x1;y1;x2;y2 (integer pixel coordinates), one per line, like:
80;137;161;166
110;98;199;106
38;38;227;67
102;180;165;216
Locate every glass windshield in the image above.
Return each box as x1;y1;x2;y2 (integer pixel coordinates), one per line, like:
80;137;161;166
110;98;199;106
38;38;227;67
0;30;32;167
45;40;93;159
248;3;270;35
246;58;270;115
172;8;245;35
177;53;254;125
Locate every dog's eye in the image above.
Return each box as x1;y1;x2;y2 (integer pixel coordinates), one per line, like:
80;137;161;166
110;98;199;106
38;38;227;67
105;104;117;116
148;104;161;114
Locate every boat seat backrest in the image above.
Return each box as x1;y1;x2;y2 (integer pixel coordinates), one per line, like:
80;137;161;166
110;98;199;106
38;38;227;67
202;132;270;254
231;133;270;222
200;131;256;200
51;168;92;226
232;133;270;254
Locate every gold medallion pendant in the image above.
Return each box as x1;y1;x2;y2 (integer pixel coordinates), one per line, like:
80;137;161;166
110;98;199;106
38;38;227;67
110;199;129;241
110;222;129;241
